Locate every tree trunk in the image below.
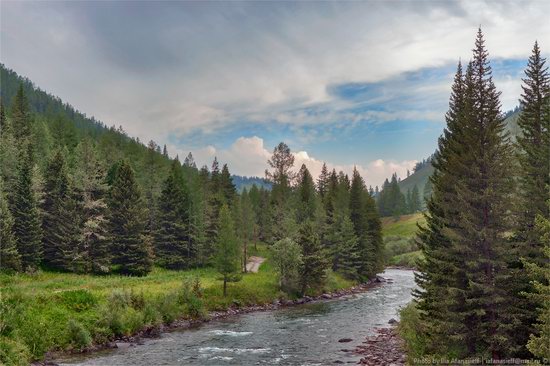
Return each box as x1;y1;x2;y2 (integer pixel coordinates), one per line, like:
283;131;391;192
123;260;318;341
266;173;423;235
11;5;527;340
223;276;227;297
243;239;248;273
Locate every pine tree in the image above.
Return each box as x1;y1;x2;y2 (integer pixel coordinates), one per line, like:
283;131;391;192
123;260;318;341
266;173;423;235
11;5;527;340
416;30;516;358
509;41;550;356
317;162;329;200
297;220;328;295
11;145;42;270
0;98;5;132
266;143;295;243
415;61;471;355
162;144;168;157
296;164;317;224
155;159;191;269
523;203;550;359
238;189;256;272
41;150;73;270
272;238;302;293
183;152;196;169
410;184;421;213
11;85;32;143
0;178;21;271
220;164;236;205
72;139;110;273
329;213;360;279
214;204;241;296
107;160;152;276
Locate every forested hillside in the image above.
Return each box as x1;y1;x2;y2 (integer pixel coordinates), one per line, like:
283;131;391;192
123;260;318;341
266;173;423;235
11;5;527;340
0;63;388;363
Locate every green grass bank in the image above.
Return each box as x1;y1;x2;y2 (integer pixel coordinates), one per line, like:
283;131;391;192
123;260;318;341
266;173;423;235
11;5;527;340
0;244;355;365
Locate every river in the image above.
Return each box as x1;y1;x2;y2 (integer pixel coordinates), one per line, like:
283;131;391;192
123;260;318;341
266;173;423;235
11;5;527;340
60;268;416;366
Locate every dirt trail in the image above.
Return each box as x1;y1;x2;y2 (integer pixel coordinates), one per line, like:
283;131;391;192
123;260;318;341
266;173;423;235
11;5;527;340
245;256;265;273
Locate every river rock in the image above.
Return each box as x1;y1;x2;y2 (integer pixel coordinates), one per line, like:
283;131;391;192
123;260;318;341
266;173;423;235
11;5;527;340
388;318;398;324
338;338;353;343
115;342;132;349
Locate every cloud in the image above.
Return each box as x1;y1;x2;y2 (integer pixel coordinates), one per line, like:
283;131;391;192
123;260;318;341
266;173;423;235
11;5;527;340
170;136;416;187
1;1;547;170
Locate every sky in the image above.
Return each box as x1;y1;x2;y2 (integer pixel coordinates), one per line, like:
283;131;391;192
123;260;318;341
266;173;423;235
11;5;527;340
1;1;549;187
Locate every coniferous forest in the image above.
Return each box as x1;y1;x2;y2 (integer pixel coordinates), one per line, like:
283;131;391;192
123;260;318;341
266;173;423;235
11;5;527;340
0;20;548;366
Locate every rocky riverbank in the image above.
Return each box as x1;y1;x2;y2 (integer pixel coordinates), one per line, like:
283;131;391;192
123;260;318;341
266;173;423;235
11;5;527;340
354;326;407;365
38;276;387;366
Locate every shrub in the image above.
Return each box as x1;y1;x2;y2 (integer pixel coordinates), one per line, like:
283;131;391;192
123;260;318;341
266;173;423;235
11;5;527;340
67;319;92;350
398;302;429;363
59;290;97;312
155;292;181;324
0;337;31;366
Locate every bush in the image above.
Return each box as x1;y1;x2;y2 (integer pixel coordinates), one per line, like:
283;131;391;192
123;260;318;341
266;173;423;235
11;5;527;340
384;236;418;262
67;319;92;350
155;292;181;324
398;302;429;363
0;337;31;366
59;290;97;312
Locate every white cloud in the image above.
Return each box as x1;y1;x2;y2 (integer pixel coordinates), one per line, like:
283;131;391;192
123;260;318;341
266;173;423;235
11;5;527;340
173;136;416;187
1;1;549;144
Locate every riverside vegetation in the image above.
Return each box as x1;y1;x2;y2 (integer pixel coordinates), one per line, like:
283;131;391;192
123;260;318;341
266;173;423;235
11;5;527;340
0;61;383;362
399;30;550;363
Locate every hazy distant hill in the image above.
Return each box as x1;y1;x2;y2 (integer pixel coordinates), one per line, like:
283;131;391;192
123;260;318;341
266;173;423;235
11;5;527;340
232;175;272;192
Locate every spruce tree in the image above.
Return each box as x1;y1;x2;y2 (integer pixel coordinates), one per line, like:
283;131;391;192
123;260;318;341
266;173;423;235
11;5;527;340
11;85;32;143
11;145;42;270
107;160;152;276
214;204;241;296
297;220;328;295
416;30;516;358
74;138;110;274
410;184;421;213
296;164;317;224
155;159;191;269
0;178;21;271
415;61;471;355
238;189;256;272
510;41;550;355
317;162;329;200
220;164;236;205
41;150;73;270
0;98;5;132
329;213;360;279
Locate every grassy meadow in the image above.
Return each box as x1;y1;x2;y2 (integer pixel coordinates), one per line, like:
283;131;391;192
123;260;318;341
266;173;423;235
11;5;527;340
381;213;424;268
0;243;355;365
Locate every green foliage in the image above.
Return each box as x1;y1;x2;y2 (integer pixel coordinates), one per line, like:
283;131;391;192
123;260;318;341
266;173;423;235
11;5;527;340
398;303;430;363
0;179;21;271
107;160;152;276
298;220;328;295
66;319;92;350
0;336;31;366
155;159;191;269
214;204;241;296
59;289;97;312
271;238;302;293
11;145;42;270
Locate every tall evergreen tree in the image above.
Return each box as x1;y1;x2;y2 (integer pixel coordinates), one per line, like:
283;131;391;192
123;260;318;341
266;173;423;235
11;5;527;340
11;85;32;143
214;204;241;296
107;160;152;276
509;41;550;355
220;164;236;205
0;178;21;271
0;98;5;131
11;145;42;270
297;220;328;295
155;159;191;269
238;189;256;272
74;138;110;274
410;184;421;213
317;162;329;200
416;30;516;358
41;150;74;270
296;164;317;224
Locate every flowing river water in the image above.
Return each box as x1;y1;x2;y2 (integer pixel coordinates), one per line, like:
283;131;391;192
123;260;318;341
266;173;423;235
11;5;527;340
60;268;416;366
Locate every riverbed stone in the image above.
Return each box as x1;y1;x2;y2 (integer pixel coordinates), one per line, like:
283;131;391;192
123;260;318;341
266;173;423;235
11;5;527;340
338;338;353;343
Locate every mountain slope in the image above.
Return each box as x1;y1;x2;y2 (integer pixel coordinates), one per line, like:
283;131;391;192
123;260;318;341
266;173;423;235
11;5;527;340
397;109;521;200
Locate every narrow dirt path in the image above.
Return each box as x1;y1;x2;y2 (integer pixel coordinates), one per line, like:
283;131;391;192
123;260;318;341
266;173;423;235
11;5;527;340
245;256;265;273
